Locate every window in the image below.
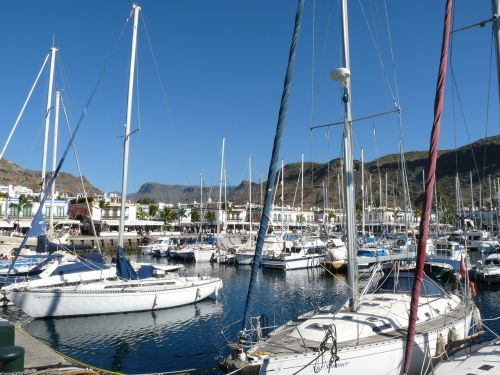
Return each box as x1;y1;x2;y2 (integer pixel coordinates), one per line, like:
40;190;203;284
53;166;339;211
45;207;51;217
9;206;18;216
57;207;65;217
22;206;32;217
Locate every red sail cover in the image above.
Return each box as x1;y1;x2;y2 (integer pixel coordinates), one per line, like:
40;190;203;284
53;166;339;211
403;0;453;373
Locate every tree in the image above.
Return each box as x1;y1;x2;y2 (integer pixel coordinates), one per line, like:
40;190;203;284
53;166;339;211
149;204;159;219
177;208;187;226
137;197;156;205
159;206;176;224
191;210;200;223
99;199;110;210
205;211;216;225
137;207;147;220
9;194;33;230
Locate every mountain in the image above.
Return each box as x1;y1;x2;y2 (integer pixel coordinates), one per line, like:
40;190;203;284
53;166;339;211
0;159;102;196
130;135;500;211
4;135;497;209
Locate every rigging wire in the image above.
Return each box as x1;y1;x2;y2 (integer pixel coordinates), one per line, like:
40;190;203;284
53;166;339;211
60;94;102;253
140;11;191;185
482;29;494;180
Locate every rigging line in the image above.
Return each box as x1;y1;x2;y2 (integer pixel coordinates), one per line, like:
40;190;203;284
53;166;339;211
356;0;397;104
310;0;316;129
482;30;494;181
0;53;50;161
449;66;482;182
60;95;102;253
6;9;131;278
383;0;401;106
140;8;194;185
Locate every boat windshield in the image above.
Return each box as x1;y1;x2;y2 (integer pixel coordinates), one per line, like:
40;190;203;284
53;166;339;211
375;271;446;297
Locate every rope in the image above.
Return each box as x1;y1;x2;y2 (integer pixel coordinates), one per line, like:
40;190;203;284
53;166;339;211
59;94;101;253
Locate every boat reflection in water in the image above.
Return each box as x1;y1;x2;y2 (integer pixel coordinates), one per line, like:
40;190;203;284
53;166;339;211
26;301;222;373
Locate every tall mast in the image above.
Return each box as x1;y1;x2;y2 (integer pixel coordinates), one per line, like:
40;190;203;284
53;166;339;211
333;0;357;312
50;90;61;230
118;4;140;249
361;148;365;237
200;173;204;235
41;46;57;195
470;171;474;225
489;175;493;232
218;137;225;235
281;160;285;230
249;154;252;245
493;0;500;106
301;153;304;231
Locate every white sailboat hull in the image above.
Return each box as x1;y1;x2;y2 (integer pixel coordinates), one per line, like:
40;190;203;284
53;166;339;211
193;249;216;262
261;254;324;270
229;291;474;375
257;317;471;375
7;277;223;318
235;253;254;265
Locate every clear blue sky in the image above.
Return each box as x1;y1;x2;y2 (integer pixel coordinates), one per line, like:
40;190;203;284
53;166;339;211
0;0;498;194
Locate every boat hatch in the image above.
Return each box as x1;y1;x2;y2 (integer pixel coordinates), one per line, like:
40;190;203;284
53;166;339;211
306;323;331;331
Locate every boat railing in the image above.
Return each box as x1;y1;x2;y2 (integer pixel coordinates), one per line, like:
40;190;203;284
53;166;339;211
220;316;279;349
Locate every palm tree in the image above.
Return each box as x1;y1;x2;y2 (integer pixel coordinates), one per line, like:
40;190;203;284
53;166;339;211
177;208;187;226
159;206;176;224
149;203;159;219
205;211;216;226
191;210;200;223
9;194;33;231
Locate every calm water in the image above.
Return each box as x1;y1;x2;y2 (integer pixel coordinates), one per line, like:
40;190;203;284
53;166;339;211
3;255;500;374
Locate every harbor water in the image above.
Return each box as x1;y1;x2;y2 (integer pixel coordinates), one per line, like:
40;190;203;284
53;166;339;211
3;254;500;374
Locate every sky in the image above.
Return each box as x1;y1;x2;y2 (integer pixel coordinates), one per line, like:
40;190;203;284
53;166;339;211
0;0;498;195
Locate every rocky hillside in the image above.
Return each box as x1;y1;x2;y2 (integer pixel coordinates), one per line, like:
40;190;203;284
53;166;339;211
0;159;101;196
130;135;500;211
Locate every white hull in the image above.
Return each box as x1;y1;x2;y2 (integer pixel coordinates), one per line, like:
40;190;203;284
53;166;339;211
261;254;324;270
7;276;223;318
236;253;254;265
229;291;474;375
193;249;216;262
257;317;471;375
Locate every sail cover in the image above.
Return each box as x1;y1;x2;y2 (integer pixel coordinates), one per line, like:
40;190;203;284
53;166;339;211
116;246;137;280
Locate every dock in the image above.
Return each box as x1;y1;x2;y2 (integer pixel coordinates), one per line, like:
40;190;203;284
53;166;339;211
15;325;72;369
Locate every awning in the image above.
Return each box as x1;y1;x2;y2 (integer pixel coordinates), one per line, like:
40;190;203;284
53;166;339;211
94;220;164;226
0;220;13;228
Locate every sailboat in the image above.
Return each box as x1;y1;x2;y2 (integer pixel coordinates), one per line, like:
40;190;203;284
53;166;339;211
6;4;222;319
219;0;478;374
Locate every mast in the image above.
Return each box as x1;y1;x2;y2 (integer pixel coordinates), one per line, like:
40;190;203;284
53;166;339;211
224;168;227;231
249;154;252;245
492;0;500;107
41;46;57;195
240;0;304;331
489;175;493;232
403;0;453;372
200;173;204;235
470;171;474;225
301;153;304;231
361;148;365;237
332;0;358;312
218;137;225;235
50;90;61;230
118;4;140;249
281;160;285;230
